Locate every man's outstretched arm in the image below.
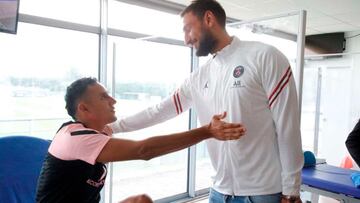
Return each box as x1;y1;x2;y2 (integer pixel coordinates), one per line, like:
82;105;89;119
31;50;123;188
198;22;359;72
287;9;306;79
97;112;246;163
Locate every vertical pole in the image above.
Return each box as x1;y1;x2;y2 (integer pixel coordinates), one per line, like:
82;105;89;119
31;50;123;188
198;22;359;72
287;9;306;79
108;43;116;203
296;10;306;121
99;1;108;203
314;67;322;156
187;48;199;198
99;0;108;85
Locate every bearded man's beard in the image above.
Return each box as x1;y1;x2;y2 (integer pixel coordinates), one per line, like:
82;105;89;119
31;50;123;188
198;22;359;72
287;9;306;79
196;27;218;57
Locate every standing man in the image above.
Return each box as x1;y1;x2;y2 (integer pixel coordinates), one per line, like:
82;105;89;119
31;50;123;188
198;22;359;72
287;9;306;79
110;0;303;202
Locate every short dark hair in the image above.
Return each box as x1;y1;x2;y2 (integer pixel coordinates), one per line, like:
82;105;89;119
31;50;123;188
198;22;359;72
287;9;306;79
180;0;226;28
65;77;97;120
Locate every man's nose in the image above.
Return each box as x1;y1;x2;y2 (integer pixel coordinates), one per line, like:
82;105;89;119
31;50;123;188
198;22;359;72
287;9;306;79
110;97;116;104
184;35;192;47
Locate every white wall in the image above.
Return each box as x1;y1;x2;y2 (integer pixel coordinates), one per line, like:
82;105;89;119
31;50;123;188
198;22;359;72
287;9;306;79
345;31;360;129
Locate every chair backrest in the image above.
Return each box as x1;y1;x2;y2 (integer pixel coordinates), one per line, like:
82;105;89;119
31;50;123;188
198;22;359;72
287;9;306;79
0;136;50;203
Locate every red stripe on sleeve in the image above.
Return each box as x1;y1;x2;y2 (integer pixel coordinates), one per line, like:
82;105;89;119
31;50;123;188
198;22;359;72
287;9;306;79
268;66;291;101
269;71;292;108
176;92;183;113
173;94;180;114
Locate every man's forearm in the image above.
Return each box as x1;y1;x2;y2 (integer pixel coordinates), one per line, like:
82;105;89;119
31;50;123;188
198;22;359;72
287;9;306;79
137;126;210;160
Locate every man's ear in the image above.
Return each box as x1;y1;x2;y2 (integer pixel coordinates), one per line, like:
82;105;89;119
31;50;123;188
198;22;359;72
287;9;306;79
78;101;97;120
78;102;89;115
204;10;215;27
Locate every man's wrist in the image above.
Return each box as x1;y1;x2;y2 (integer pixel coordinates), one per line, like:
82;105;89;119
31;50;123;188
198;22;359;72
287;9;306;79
200;125;212;139
281;194;301;203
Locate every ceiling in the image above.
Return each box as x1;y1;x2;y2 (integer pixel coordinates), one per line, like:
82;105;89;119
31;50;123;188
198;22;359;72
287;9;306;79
166;0;360;35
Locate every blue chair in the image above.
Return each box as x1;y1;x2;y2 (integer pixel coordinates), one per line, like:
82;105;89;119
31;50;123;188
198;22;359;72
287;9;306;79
0;136;50;203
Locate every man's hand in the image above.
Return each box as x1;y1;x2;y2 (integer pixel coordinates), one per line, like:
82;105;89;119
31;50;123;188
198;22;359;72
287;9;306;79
208;112;246;140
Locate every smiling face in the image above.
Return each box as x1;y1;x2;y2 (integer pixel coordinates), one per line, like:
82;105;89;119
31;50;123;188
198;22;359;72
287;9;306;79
81;83;117;126
182;11;217;56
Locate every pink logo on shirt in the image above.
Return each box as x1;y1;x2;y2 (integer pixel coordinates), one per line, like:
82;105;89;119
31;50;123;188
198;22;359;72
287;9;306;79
233;66;244;78
86;179;105;188
86;165;107;188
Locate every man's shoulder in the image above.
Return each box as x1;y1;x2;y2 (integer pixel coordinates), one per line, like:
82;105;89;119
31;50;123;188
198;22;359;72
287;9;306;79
242;41;287;62
56;121;84;133
239;40;276;52
57;121;104;136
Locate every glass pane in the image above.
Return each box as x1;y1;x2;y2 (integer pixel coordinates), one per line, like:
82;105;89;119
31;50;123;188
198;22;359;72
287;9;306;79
300;67;319;152
195;139;214;191
108;0;183;41
108;36;190;202
19;0;100;26
0;23;99;139
195;14;300;191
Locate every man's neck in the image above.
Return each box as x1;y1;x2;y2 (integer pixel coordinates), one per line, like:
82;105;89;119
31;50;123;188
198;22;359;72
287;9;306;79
212;32;232;54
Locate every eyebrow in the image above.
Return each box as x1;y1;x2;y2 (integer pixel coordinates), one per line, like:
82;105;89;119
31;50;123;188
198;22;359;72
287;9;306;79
100;92;109;97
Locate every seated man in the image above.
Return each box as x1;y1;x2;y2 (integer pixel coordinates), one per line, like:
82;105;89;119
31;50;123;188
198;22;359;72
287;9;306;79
35;77;246;203
346;119;360;166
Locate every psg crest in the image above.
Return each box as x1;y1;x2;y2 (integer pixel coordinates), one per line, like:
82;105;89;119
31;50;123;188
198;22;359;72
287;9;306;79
233;65;244;78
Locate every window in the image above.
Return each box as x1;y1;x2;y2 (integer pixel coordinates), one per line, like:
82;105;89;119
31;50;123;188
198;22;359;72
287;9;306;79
106;2;194;201
107;36;191;201
0;23;98;139
19;0;100;26
108;0;183;40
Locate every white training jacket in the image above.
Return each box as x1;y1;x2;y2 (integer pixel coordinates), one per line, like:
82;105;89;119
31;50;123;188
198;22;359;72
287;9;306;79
110;37;304;196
